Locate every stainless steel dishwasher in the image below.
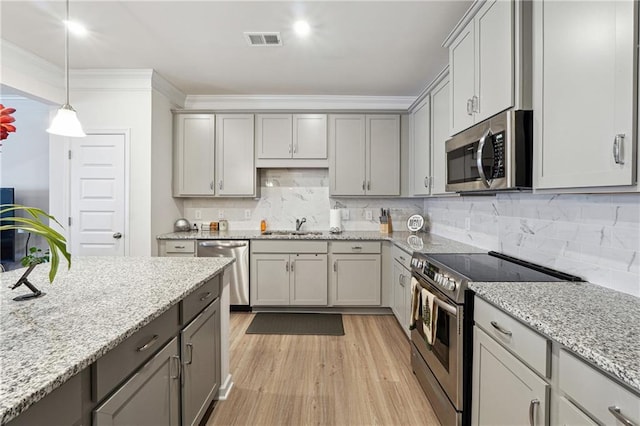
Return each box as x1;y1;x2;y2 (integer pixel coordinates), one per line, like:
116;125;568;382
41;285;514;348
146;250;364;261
197;240;250;310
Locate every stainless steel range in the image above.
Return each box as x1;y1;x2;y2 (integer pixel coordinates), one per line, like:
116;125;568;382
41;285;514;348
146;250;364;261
409;251;582;426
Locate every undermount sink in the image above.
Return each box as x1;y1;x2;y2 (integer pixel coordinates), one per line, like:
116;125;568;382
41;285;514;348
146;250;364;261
261;230;324;236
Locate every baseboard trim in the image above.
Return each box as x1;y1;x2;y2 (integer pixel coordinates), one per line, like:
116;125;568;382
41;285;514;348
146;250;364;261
217;374;234;400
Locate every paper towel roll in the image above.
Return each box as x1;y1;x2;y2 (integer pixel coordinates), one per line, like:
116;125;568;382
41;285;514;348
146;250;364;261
330;209;342;233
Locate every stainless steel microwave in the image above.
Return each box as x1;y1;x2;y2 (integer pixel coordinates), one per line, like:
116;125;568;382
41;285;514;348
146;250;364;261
445;109;533;193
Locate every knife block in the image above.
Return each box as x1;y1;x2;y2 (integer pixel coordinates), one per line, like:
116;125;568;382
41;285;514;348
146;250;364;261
380;217;392;234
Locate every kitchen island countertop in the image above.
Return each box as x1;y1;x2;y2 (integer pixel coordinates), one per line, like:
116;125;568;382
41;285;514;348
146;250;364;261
469;281;640;395
0;256;235;424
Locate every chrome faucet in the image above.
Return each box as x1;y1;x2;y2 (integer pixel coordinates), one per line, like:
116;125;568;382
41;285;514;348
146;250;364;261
295;217;307;231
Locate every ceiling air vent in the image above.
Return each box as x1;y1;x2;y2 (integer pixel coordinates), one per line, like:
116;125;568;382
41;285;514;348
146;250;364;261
244;32;282;47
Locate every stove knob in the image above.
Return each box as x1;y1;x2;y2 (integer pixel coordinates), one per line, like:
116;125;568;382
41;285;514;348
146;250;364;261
444;279;457;291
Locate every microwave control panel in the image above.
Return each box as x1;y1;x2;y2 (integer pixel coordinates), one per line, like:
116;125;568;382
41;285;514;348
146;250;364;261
492;132;506;179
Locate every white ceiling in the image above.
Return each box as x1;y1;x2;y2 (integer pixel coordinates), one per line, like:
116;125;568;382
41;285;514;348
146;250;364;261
0;1;471;97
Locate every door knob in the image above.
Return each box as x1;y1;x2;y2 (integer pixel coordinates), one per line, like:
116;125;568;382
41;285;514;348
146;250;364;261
113;232;122;239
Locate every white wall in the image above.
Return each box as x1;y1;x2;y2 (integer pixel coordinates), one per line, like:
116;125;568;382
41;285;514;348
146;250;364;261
150;89;183;255
425;193;640;297
0;97;51;260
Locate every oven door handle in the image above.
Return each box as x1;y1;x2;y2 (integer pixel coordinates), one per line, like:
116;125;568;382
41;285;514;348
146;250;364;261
434;297;458;317
476;128;492;188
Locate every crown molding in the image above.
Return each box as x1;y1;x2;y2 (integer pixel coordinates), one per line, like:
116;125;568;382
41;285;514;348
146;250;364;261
408;66;450;112
184;94;416;111
151;71;186;108
0;39;63;104
70;69;155;91
442;0;486;48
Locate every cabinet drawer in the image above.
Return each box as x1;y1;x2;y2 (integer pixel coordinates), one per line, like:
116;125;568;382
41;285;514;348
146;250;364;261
558;396;598;426
474;297;550;377
181;275;220;325
93;304;180;402
331;241;381;254
559;349;640;425
252;240;328;254
391;244;411;269
166;240;195;253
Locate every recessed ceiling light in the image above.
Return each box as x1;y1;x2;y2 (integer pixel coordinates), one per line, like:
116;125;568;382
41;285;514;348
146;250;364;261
64;20;87;37
293;20;311;37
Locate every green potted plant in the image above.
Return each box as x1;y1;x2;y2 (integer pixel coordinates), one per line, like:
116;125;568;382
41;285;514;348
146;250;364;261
1;205;71;300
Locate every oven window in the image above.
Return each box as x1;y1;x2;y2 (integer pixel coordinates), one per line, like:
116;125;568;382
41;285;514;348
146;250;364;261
432;307;450;371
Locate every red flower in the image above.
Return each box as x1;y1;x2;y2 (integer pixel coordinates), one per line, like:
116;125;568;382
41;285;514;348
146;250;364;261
1;104;17;141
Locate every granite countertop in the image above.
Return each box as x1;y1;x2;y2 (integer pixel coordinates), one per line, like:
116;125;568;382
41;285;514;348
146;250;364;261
0;256;235;425
157;230;484;255
469;281;640;394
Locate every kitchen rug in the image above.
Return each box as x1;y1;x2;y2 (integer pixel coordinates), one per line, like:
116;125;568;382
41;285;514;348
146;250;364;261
246;312;345;336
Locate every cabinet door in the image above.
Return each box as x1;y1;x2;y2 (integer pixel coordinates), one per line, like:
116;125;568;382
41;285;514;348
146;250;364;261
534;0;635;189
290;254;328;306
174;114;215;196
216;114;255;196
181;299;220;426
472;327;549;426
430;77;451;195
449;22;476;136
256;114;292;159
366;115;400;196
557;396;598;426
475;0;514;122
94;337;181;426
250;254;290;305
411;99;431;196
293;114;327;159
330;254;381;306
329;115;366;196
391;261;404;323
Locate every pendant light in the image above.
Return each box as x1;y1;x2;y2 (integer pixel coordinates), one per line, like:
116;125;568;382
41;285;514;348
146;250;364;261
47;0;85;137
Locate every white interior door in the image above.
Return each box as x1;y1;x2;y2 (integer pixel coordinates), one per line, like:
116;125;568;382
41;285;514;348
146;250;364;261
70;133;126;256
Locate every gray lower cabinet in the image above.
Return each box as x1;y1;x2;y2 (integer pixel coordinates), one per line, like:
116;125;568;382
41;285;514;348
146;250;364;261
181;298;221;426
94;337;181;426
329;254;381;306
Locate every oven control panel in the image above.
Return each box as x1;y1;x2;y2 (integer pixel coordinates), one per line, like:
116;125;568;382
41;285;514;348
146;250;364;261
411;256;458;292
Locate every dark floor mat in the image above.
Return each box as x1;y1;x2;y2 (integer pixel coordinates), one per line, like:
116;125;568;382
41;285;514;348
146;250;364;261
246;312;345;336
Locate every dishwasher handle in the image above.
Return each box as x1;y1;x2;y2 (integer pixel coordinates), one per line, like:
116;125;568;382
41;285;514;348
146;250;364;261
198;241;248;249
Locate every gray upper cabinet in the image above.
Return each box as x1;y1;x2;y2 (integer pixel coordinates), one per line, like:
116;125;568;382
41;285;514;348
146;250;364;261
447;0;515;136
94;337;181;426
329;114;400;196
533;0;636;190
173;114;215;196
216;114;256;197
410;97;431;196
430;75;452;196
255;114;328;167
181;298;221;426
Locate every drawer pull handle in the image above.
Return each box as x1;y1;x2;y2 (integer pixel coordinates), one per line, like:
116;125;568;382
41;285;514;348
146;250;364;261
137;334;159;352
399;256;406;262
529;399;539;426
199;291;212;301
170;355;181;380
185;343;194;365
490;321;512;337
174;245;185;249
608;406;636;426
352;246;363;251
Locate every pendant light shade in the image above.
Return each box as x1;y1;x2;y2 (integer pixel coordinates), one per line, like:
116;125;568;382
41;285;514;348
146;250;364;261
47;0;85;137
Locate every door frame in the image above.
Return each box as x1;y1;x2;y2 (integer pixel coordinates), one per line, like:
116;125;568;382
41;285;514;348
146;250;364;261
65;129;131;256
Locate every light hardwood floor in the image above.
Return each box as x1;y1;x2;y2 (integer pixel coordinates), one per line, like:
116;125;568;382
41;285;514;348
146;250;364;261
206;313;441;426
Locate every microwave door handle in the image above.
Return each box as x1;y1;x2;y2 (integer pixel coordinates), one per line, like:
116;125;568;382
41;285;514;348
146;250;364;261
476;129;492;188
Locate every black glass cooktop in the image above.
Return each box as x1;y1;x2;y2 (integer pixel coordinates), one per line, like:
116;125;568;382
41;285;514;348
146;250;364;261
426;251;583;282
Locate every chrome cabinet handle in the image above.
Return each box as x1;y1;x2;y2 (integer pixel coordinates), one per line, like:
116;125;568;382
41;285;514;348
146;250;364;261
362;181;366;191
529;399;540;426
476;128;492;188
367;181;371;190
137;334;159;352
290;260;294;272
352;246;363;251
199;291;212;301
424;176;430;188
170;355;181;380
175;245;185;249
210;181;214;190
613;134;625;165
185;343;193;365
293;144;297;154
399;256;406;262
289;144;292;153
608;406;636;426
285;261;289;272
466;99;473;115
490;320;512;337
113;232;122;239
218;180;223;190
472;95;479;113
333;261;337;272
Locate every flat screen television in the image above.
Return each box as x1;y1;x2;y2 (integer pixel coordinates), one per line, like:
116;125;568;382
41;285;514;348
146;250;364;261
1;188;16;262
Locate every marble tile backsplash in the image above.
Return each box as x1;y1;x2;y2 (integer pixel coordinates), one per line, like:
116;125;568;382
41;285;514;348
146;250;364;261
425;193;640;297
183;169;422;232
